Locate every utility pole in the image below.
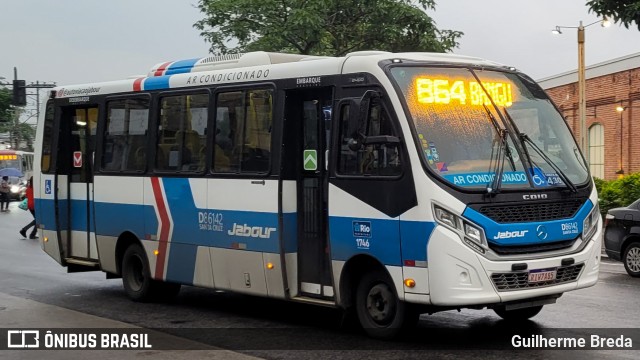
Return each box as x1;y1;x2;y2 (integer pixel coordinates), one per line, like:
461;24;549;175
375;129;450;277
1;67;56;150
13;68;20;150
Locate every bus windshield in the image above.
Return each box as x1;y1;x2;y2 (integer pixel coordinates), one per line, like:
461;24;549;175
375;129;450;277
0;158;21;170
389;67;590;190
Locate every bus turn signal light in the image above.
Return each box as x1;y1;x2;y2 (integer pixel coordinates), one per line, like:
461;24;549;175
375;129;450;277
153;250;159;256
44;237;48;243
266;262;274;270
404;279;416;288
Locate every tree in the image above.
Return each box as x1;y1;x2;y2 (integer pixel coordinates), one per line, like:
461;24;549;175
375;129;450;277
587;0;640;30
194;0;462;56
0;87;11;123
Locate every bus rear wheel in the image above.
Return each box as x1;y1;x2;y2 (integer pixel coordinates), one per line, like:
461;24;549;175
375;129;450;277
355;270;416;339
494;305;543;321
122;243;160;302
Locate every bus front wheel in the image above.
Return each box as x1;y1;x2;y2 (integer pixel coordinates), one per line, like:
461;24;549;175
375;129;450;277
494;305;543;321
122;243;158;302
355;270;416;339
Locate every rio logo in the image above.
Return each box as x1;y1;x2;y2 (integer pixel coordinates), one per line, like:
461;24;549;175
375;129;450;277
353;221;372;238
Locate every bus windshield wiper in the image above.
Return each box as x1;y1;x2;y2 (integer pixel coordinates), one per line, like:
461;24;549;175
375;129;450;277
482;104;515;195
519;133;577;193
486;128;509;195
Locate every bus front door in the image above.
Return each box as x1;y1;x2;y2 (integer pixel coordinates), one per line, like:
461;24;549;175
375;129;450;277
283;88;334;299
55;105;99;267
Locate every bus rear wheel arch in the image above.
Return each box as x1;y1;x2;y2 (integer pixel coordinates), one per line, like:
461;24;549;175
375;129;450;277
121;243;180;302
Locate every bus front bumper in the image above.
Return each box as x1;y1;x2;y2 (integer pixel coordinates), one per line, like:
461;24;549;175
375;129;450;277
420;225;601;307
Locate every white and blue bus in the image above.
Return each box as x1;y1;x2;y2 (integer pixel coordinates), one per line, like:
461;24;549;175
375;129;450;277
34;51;602;338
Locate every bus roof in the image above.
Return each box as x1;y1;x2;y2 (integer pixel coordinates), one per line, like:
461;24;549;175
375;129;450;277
0;150;32;155
51;51;512;99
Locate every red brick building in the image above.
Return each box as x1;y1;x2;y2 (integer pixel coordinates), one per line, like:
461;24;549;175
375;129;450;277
538;53;640;180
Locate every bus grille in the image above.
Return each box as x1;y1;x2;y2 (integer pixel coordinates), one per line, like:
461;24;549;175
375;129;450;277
488;238;577;255
491;263;584;291
476;200;583;223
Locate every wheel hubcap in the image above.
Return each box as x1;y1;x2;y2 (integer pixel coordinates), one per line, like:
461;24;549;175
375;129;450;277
627;247;640;273
366;283;396;325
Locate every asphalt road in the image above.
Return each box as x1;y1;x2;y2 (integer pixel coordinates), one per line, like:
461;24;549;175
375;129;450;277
0;202;639;359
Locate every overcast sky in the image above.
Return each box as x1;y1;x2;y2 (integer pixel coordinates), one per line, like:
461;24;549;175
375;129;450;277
1;0;640;88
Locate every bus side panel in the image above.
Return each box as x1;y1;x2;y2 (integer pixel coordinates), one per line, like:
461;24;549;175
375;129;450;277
206;178;282;297
192;245;215;288
68;182;98;260
327;184;404;299
94;175;146;273
140;177;282;296
281;180;298;297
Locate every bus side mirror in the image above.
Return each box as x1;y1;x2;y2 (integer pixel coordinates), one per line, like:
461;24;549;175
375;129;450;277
346;90;382;151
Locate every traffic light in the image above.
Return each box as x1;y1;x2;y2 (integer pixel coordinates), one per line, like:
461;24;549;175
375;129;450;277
12;80;26;106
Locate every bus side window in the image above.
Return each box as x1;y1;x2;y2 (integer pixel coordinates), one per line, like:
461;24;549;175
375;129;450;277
213;89;272;174
155;93;208;172
41;102;55;173
337;101;401;176
103;98;149;172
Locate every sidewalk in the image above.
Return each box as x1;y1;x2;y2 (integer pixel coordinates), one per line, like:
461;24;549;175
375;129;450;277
0;292;261;360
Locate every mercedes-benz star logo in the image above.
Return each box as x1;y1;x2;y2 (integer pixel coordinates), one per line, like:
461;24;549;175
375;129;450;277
536;225;548;240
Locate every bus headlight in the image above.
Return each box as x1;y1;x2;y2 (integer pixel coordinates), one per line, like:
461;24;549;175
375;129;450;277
434;206;459;229
434;204;487;250
464;222;484;245
583;203;600;242
10;185;19;193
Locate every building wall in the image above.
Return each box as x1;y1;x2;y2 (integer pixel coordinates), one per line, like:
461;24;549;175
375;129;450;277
544;68;640;180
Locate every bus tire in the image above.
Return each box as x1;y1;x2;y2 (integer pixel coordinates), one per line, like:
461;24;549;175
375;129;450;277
122;243;158;302
355;270;415;339
494;305;543;321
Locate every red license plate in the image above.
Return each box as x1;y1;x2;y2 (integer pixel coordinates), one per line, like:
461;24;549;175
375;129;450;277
528;269;557;283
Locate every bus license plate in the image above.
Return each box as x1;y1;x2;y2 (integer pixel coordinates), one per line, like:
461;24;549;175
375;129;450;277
528;268;557;283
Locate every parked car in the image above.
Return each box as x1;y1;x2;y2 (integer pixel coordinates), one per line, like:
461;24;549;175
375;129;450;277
604;199;640;277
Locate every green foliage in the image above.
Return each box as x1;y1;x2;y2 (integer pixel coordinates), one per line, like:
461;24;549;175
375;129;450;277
0;87;12;122
194;0;463;56
595;173;640;215
0;121;35;150
587;0;640;30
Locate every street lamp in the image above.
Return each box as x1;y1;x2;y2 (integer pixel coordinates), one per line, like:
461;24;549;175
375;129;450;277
552;19;610;163
616;104;625;176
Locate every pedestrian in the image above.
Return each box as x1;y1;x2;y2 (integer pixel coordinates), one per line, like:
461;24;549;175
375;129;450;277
0;176;10;212
19;177;38;239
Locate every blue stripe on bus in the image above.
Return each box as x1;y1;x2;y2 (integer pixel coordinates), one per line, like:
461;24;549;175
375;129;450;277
35;198;61;230
165;242;198;285
463;200;593;246
143;76;170;90
35;198;96;233
329;216;402;266
36;198;153;239
400;220;436;262
36;196;297;254
94;202;150;239
164;58;199;75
